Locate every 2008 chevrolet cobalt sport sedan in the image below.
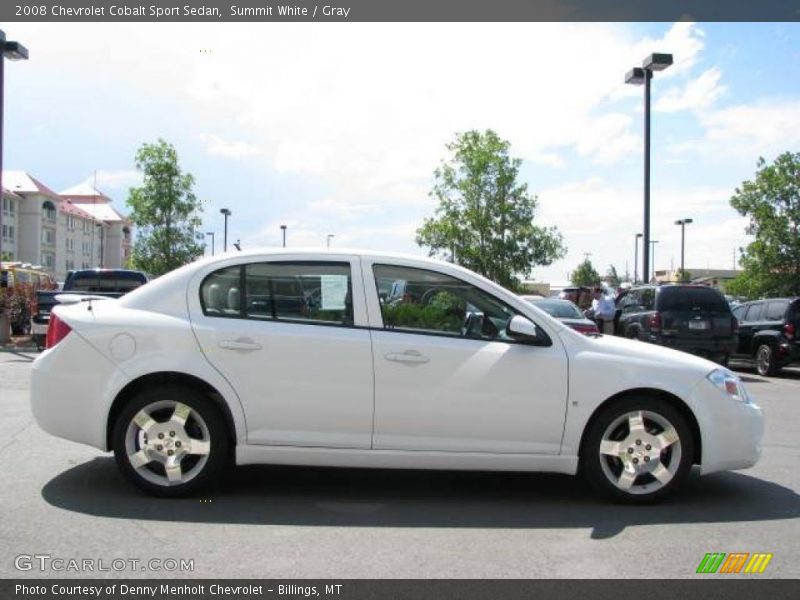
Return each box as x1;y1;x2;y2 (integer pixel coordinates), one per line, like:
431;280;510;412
31;250;763;502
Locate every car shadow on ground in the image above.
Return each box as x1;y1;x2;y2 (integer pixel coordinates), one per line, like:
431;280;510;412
730;362;800;382
42;458;799;539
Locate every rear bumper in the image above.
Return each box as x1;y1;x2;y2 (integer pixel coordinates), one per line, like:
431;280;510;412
31;331;129;451
649;335;735;359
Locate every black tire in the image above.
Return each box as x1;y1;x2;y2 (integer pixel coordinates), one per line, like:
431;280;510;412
33;334;45;352
112;385;230;497
755;344;779;377
582;396;695;504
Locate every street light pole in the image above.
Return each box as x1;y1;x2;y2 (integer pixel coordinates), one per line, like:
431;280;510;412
205;231;215;256
674;218;693;281
634;233;643;284
220;208;231;252
0;30;29;267
280;224;287;248
649;240;659;280
326;234;334;248
626;52;673;285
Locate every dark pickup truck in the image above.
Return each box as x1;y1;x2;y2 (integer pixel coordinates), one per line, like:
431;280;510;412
32;269;148;349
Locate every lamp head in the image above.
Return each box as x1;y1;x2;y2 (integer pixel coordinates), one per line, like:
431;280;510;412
3;41;29;61
625;67;646;85
643;53;673;71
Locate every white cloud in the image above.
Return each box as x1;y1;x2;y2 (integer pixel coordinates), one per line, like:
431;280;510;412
197;133;260;158
533;178;749;281
576;113;639;165
656;67;726;112
667;100;800;161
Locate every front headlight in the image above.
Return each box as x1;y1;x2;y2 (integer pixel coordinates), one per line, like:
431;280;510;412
707;368;750;403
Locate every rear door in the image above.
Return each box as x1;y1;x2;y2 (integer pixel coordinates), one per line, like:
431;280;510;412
189;256;375;448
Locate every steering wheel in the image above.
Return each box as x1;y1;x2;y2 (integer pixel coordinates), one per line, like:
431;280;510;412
420;288;441;306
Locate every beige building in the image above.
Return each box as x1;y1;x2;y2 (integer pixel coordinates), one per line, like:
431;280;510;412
1;171;133;281
653;268;742;286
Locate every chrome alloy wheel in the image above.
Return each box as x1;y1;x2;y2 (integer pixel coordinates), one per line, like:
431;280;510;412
598;410;682;496
124;400;211;487
756;345;773;376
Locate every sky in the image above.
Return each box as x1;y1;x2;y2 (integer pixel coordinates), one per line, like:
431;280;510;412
3;22;800;284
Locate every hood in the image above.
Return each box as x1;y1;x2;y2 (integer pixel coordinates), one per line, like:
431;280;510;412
582;332;719;374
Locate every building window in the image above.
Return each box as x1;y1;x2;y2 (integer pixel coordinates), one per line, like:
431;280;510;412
43;253;54;268
2;197;15;215
42;200;57;221
41;229;55;245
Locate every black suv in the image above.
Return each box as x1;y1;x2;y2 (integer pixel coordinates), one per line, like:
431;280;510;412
731;297;800;376
614;285;736;365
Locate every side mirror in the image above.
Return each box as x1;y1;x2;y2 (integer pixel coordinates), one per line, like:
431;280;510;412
507;315;539;341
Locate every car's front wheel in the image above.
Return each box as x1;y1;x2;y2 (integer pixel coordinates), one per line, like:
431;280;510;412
112;386;229;497
583;398;694;503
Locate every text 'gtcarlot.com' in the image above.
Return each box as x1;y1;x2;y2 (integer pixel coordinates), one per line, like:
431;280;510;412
14;554;194;572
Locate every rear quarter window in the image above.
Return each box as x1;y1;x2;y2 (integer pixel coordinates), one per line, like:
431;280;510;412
764;300;789;321
657;287;730;313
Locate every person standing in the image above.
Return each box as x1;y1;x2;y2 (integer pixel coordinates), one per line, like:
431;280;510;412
589;286;616;335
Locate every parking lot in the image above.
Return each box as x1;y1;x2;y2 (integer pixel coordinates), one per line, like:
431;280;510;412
1;350;798;579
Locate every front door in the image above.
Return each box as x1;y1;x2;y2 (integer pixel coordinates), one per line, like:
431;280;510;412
365;262;568;454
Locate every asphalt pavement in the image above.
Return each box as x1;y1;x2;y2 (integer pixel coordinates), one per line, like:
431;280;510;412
1;350;798;579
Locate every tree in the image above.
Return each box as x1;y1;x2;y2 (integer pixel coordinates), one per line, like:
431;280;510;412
729;152;800;297
127;140;204;276
571;258;601;287
416;130;565;290
605;264;621;287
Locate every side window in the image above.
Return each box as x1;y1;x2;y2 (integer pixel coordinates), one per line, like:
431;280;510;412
201;266;241;317
745;302;763;322
201;262;353;326
640;289;655;310
620;291;638;312
245;262;353;325
732;305;746;321
372;264;521;342
764;300;788;321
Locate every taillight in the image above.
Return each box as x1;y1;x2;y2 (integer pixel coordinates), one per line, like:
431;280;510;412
648;311;662;332
732;317;739;334
45;313;72;349
786;323;796;339
572;323;599;336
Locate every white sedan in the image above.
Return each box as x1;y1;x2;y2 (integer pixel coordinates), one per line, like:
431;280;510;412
31;250;763;503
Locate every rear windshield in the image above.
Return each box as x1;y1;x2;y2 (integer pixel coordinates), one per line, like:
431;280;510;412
68;271;147;293
657;287;730;313
531;299;583;319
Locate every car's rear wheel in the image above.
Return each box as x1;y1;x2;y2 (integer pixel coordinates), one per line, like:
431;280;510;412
583;397;694;504
112;386;229;497
755;344;779;376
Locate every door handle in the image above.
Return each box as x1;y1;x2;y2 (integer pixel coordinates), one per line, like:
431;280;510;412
385;350;430;364
219;338;263;352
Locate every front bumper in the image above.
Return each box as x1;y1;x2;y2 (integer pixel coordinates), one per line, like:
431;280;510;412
690;378;763;475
